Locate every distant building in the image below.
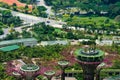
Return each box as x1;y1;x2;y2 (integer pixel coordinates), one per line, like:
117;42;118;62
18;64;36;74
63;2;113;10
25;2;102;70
36;0;40;2
0;38;37;47
113;36;120;40
0;45;20;52
113;36;120;44
40;40;69;46
96;36;120;46
96;40;113;46
70;40;79;45
78;39;90;42
100;11;108;15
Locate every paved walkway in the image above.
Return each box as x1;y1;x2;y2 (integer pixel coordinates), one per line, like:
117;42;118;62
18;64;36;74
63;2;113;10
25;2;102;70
36;0;54;16
52;77;76;80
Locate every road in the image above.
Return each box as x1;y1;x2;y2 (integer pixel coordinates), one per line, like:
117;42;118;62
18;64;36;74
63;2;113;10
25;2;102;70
0;28;9;39
0;7;65;26
0;7;66;39
36;0;54;16
10;9;65;27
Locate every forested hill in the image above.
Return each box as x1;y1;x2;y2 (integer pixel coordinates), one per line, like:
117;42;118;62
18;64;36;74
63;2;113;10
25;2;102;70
45;0;120;6
44;0;120;18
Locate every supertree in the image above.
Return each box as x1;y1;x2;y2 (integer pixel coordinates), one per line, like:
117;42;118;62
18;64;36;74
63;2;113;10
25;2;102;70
6;61;37;80
6;60;57;80
20;64;40;80
6;63;39;80
74;46;105;80
44;70;55;80
58;60;69;80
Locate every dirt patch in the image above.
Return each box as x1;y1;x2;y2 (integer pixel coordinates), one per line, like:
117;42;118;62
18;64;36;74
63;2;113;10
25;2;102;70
0;0;32;9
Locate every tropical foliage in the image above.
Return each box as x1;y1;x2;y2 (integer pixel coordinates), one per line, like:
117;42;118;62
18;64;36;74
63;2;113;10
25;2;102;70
45;0;120;18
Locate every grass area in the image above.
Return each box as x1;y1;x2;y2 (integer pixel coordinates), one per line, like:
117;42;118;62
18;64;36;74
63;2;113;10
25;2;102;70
79;16;116;26
62;15;117;27
55;29;62;33
54;28;66;33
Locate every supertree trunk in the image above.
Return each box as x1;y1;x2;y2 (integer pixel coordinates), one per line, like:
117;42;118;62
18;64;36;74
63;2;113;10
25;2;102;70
58;61;69;80
61;69;65;80
80;63;100;80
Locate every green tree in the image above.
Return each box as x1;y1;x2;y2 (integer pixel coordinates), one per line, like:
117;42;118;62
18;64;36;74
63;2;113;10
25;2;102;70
12;3;17;11
24;5;29;13
0;29;4;35
67;32;75;39
112;60;120;69
32;7;39;16
37;6;47;11
1;10;12;23
114;15;120;22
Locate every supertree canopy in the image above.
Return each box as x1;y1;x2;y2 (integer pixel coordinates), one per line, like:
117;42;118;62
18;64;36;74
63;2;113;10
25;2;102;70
58;60;69;80
44;70;55;80
74;46;105;80
20;64;40;80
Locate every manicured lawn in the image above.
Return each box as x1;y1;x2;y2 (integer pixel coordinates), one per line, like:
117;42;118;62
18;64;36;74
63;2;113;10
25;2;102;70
54;28;65;33
62;15;117;26
78;16;115;26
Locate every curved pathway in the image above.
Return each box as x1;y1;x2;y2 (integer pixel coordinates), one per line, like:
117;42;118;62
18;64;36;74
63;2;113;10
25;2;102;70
36;0;54;16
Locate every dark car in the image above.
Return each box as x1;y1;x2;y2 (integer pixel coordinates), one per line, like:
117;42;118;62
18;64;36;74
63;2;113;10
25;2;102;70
46;21;50;23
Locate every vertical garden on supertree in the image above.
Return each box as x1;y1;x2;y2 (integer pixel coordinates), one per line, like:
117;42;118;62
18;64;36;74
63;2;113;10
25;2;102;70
74;46;105;80
58;60;69;80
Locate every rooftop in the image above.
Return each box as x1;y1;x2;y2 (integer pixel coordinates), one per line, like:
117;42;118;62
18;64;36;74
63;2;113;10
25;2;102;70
0;38;37;46
0;45;20;52
40;40;68;46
